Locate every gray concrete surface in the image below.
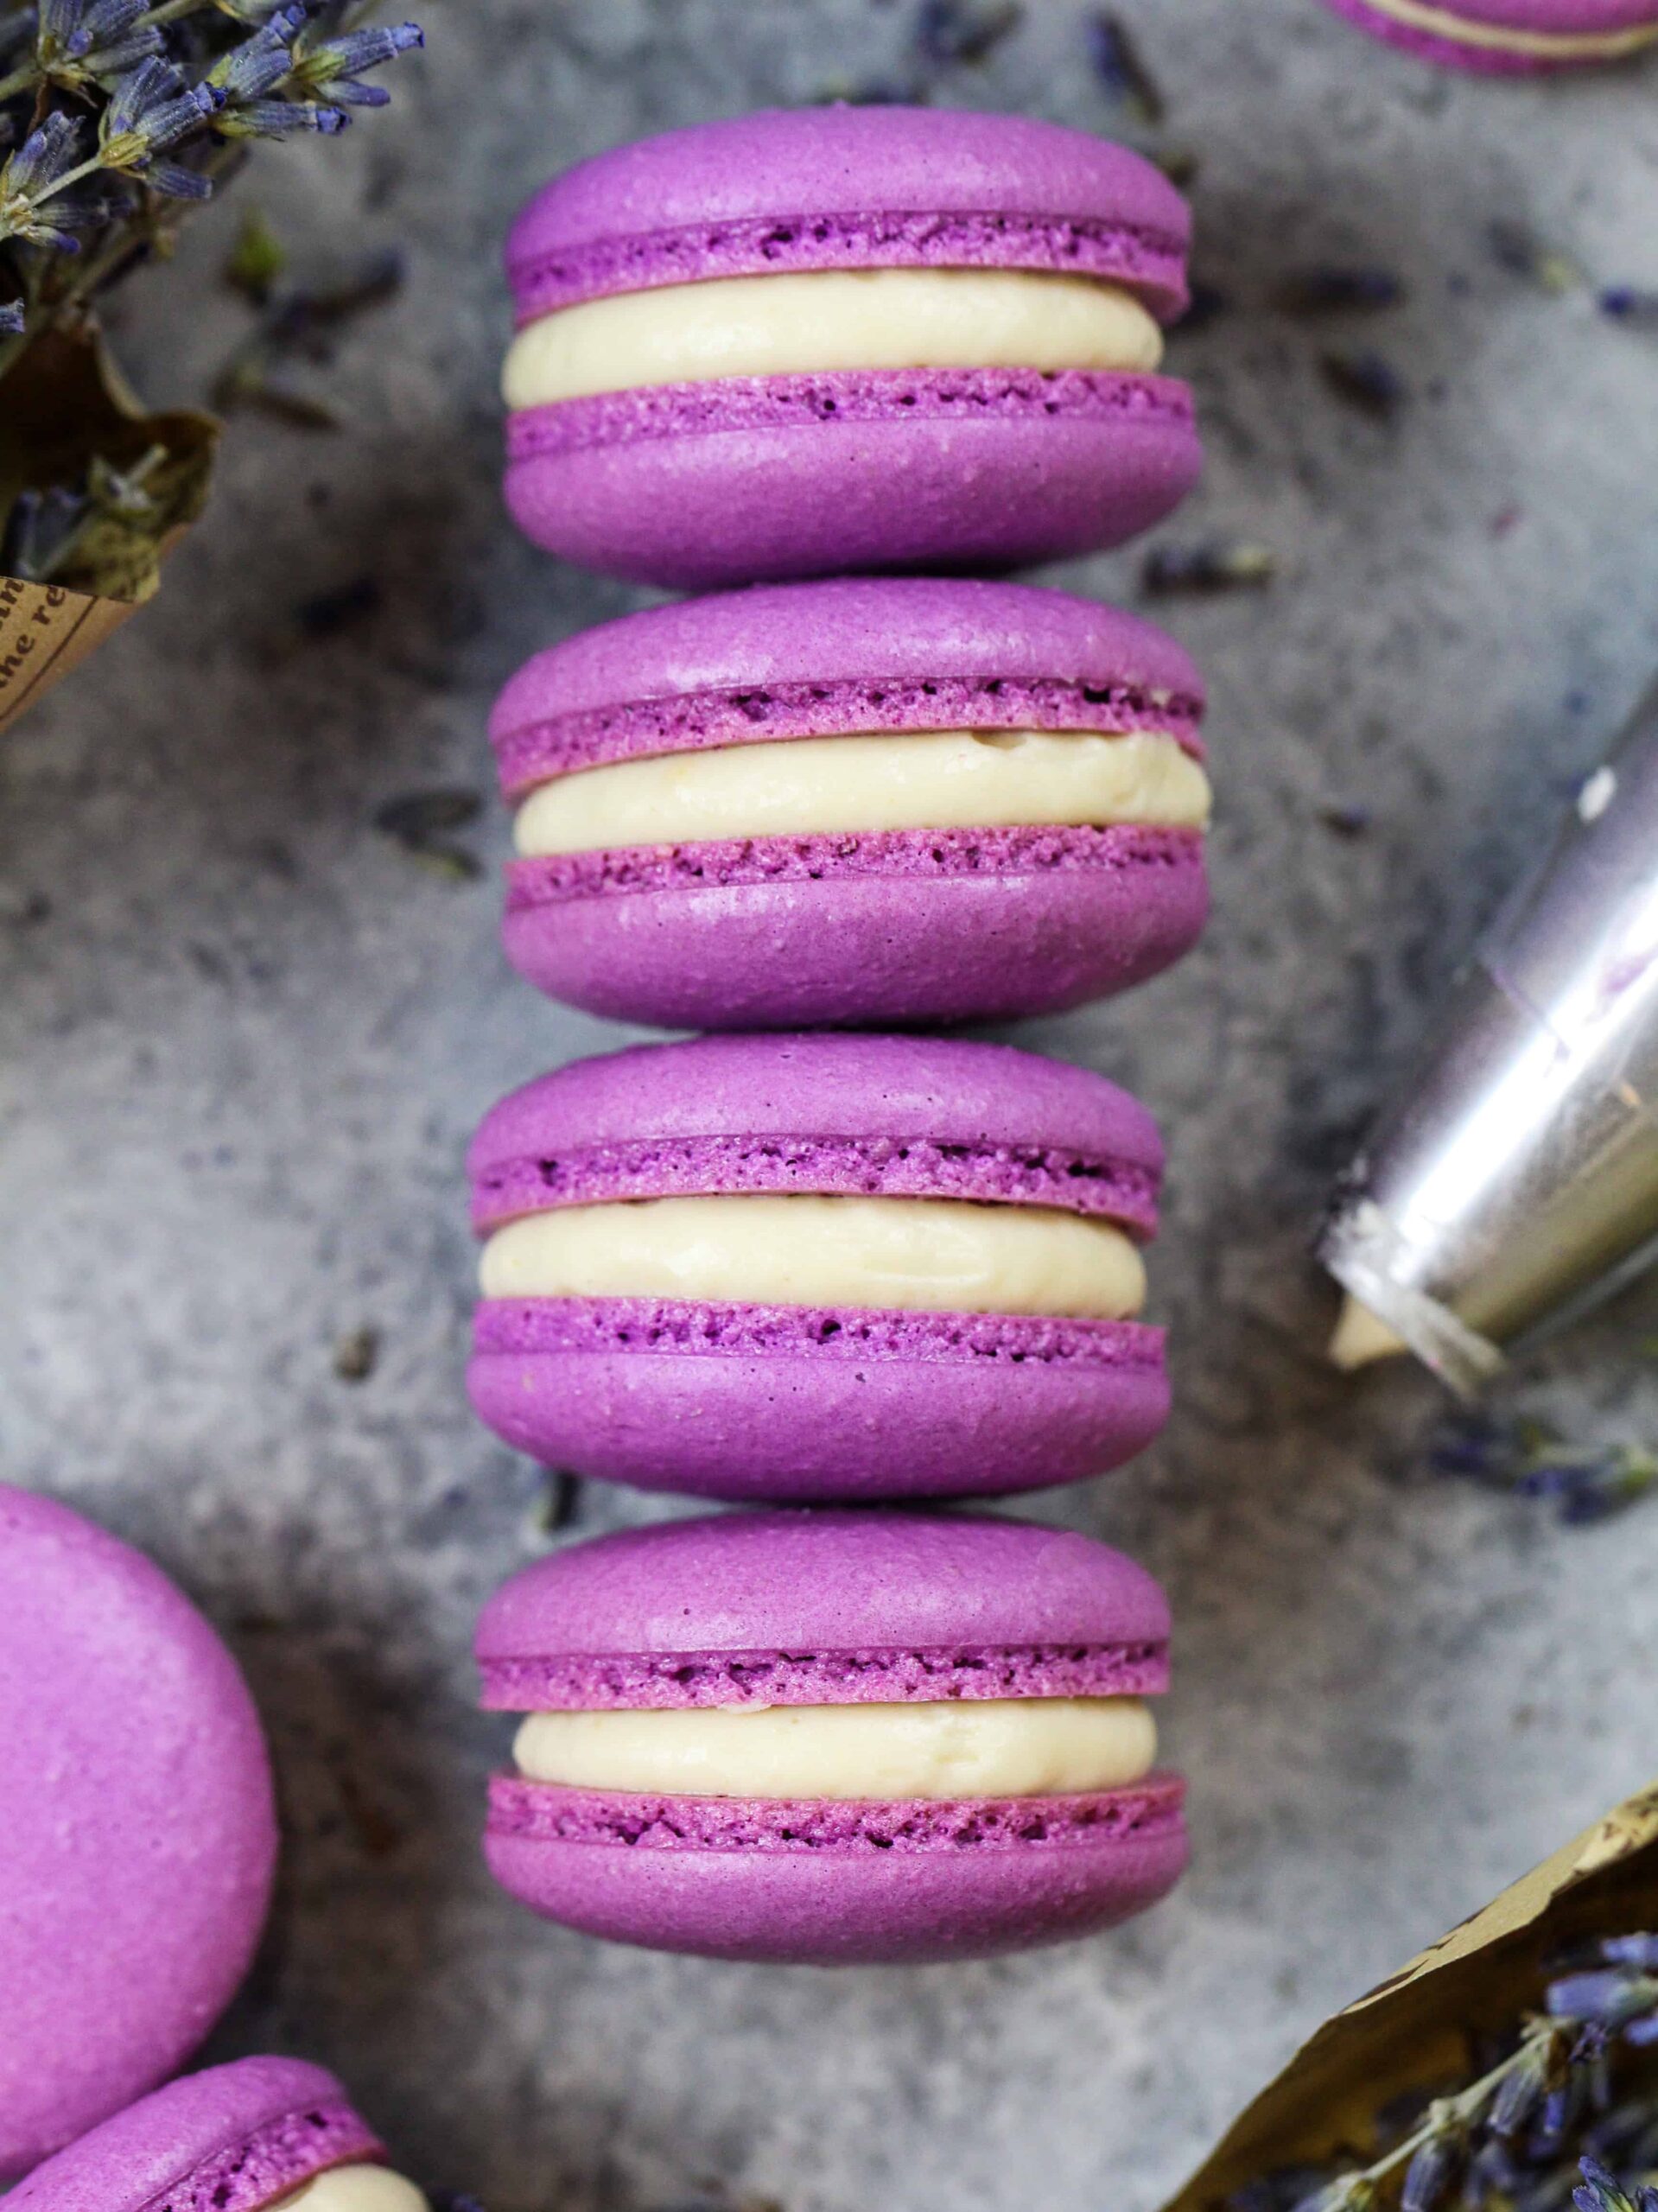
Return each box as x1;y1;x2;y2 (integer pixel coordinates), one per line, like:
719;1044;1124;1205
4;3;1658;2206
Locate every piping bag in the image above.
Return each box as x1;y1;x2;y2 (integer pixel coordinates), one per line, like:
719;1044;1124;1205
1319;677;1658;1398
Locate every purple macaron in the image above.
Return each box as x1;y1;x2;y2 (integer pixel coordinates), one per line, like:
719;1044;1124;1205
1318;0;1658;68
467;1033;1171;1503
8;2058;422;2212
493;577;1210;1032
477;1510;1188;1966
0;1488;278;2179
502;107;1200;587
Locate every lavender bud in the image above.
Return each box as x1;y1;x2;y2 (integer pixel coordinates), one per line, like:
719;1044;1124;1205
1603;1936;1658;1970
1573;2158;1645;2212
1401;2127;1464;2212
141;158;212;199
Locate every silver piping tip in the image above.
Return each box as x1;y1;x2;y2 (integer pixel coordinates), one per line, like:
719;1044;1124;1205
1319;1197;1506;1399
1317;679;1658;1395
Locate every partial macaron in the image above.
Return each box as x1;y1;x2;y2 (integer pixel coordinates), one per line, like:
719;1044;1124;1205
1318;0;1658;68
467;1033;1170;1503
493;578;1210;1031
8;2058;427;2212
478;1510;1188;1966
0;1488;278;2180
502;107;1200;586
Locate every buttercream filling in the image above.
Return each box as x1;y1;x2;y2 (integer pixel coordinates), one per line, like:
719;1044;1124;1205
513;1696;1157;1801
1348;0;1658;51
270;2170;429;2212
501;265;1165;408
478;1194;1147;1319
511;728;1211;858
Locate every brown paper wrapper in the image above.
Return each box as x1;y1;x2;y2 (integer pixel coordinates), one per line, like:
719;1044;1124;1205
1161;1777;1658;2212
0;576;141;735
0;325;218;738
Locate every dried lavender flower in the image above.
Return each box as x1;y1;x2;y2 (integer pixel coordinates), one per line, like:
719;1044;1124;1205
1319;347;1407;422
1599;288;1658;329
1401;2116;1467;2212
538;1468;582;1533
1492;2027;1574;2140
332;1325;378;1382
1274;266;1407;315
287;19;422;110
206;9;305;105
1432;1413;1658;1526
1572;2155;1658;2212
223;203;286;302
1085;9;1166;122
1177;279;1228;332
1488;218;1582;295
97;58;219;197
0;109;93;247
374;787;482;879
31;0;164;87
1142;539;1276;594
914;0;1022;63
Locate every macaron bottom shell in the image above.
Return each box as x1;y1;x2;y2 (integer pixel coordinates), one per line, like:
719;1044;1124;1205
1318;0;1658;66
484;1776;1188;1965
502;824;1208;1029
504;368;1200;588
468;1299;1169;1502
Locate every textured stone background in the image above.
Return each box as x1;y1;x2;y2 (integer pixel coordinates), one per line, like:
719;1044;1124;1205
3;3;1658;2207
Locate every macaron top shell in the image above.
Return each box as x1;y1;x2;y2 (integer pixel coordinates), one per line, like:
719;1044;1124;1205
0;1488;279;2179
468;1032;1163;1236
8;2060;384;2212
506;107;1191;325
488;577;1204;797
477;1509;1171;1711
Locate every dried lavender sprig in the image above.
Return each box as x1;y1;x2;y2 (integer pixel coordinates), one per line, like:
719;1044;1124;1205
1283;1942;1658;2212
0;444;165;581
0;0;420;363
1432;1413;1658;1527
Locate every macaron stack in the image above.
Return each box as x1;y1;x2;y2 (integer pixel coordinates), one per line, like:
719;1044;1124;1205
478;104;1209;1964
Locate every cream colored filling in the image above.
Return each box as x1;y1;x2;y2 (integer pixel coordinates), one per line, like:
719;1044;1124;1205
502;266;1165;409
1350;0;1658;54
270;2170;429;2212
479;1195;1147;1320
1328;1292;1408;1371
514;1697;1157;1801
512;728;1211;858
